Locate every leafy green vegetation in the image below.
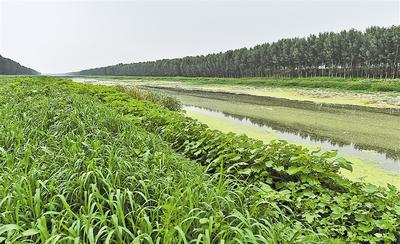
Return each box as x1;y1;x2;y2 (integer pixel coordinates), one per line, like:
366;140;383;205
0;77;315;243
1;76;400;243
73;26;400;79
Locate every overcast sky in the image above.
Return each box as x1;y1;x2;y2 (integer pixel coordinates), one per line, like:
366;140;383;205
0;0;399;74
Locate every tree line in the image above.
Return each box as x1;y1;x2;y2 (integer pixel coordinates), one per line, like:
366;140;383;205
0;55;39;75
75;26;400;78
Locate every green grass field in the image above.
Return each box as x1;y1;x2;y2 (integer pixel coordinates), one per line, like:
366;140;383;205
1;76;400;243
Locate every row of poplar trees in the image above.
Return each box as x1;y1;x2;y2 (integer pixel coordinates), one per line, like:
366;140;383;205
77;26;400;78
0;55;39;75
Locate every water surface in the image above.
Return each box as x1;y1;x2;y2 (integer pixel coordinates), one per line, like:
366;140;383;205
184;105;400;173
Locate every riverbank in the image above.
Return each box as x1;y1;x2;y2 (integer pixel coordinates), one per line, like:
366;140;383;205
71;77;400;187
153;87;400;157
185;106;400;187
72;76;400;109
3;76;400;242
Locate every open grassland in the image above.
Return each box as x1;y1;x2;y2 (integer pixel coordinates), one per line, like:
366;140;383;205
1;76;400;243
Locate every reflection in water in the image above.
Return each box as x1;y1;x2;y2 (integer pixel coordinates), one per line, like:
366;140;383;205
146;86;400;160
184;105;400;173
217;108;400;160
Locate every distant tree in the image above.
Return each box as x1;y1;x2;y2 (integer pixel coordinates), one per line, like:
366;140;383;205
0;55;39;75
73;26;400;78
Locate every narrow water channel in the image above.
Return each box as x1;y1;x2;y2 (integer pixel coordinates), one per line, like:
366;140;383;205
184;105;400;173
149;86;400;187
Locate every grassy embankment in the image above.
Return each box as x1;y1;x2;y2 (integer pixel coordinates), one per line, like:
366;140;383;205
1;76;400;243
73;76;400;187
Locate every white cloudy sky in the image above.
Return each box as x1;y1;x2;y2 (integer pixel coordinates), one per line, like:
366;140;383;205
0;0;399;74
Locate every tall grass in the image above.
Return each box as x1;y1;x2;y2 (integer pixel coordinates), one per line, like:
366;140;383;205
0;77;319;243
117;85;182;111
2;76;399;243
67;77;400;242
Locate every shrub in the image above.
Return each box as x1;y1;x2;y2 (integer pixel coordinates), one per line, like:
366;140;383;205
117;85;182;111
